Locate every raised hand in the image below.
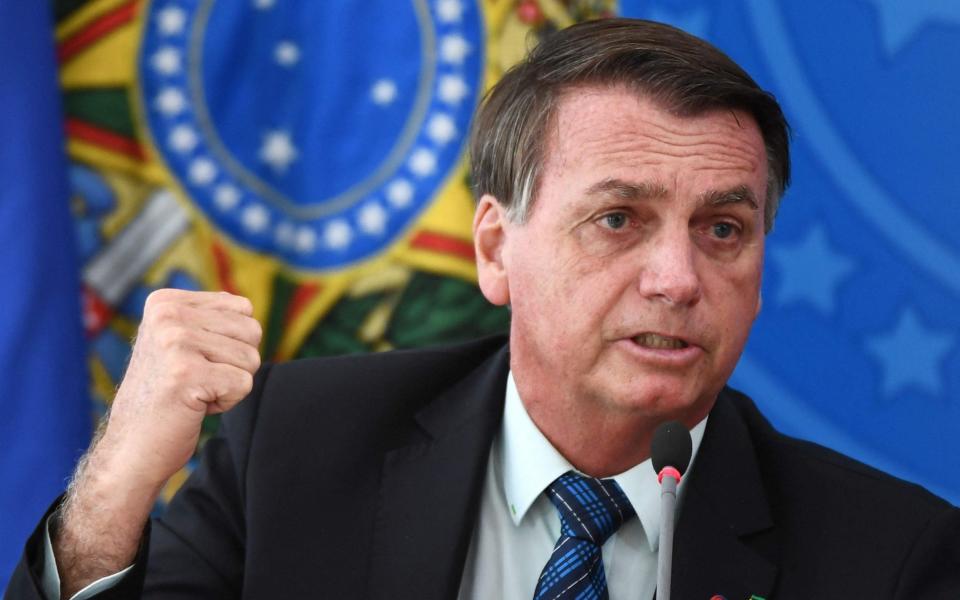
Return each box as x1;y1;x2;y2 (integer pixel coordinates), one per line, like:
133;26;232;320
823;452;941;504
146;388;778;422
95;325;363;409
53;289;262;598
103;289;262;488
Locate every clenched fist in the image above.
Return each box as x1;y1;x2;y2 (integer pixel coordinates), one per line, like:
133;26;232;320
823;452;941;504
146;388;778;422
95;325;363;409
102;289;263;488
52;290;261;598
51;289;262;598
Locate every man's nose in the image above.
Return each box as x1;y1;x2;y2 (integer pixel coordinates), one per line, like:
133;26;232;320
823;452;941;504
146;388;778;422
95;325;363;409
637;229;702;306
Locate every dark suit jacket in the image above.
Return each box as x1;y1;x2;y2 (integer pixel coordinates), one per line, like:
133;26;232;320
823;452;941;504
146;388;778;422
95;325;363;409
7;336;960;599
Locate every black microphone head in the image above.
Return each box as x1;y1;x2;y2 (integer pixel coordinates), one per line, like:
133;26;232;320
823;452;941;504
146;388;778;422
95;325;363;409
651;420;693;476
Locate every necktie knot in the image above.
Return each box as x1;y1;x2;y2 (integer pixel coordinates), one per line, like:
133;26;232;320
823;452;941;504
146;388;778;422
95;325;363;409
546;471;636;547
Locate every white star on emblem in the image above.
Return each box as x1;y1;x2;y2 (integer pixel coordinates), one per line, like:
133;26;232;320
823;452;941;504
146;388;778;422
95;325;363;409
296;226;317;253
241;205;270;233
275;222;295;247
358;202;388;235
274;41;300;67
214;184;240;210
408;148;437;178
252;0;276;10
371;79;398;106
426;113;457;145
157;6;187;36
386;179;414;208
324;220;353;249
259;130;298;174
436;0;464;23
168;124;198;154
151;46;182;76
155;87;187;116
438;75;469;104
189;157;217;186
439;34;471;64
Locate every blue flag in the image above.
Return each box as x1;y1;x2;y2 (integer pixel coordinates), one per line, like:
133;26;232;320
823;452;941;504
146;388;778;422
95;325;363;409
0;1;91;589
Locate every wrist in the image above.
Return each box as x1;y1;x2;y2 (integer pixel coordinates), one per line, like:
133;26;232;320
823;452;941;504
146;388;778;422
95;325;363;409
52;441;158;599
85;433;168;504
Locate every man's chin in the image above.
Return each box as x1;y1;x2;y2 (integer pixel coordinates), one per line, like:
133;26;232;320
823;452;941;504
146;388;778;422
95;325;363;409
597;384;705;419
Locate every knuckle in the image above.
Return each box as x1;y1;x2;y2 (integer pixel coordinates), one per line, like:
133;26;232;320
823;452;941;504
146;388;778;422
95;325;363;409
238;369;254;392
156;329;175;351
216;376;247;406
245;346;261;369
158;325;187;350
144;289;167;310
151;301;183;325
145;288;178;309
169;363;195;386
250;318;263;342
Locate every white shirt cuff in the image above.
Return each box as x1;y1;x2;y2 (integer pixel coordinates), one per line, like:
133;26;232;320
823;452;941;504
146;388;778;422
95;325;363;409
42;514;134;600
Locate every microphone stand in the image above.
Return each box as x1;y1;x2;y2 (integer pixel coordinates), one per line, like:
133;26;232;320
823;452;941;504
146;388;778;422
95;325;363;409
650;420;691;600
656;466;681;600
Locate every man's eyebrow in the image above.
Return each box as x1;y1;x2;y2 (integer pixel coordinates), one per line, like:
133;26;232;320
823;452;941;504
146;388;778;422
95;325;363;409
584;178;669;201
700;185;759;210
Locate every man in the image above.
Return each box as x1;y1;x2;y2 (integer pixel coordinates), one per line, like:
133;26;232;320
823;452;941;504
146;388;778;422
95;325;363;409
6;18;959;600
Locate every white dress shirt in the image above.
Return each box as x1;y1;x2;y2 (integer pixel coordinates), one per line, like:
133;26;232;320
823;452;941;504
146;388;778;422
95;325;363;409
457;372;707;600
43;370;706;600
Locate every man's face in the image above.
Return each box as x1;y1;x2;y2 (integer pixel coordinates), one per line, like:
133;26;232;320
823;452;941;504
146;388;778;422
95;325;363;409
477;86;768;427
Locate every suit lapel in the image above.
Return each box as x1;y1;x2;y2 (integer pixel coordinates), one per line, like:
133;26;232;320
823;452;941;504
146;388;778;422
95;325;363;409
365;345;509;600
364;355;779;599
671;388;778;599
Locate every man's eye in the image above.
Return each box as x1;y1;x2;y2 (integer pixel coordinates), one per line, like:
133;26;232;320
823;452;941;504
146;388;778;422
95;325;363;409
602;213;628;229
712;222;738;239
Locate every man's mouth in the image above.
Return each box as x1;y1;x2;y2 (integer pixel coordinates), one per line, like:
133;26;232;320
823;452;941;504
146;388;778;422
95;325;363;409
632;333;690;350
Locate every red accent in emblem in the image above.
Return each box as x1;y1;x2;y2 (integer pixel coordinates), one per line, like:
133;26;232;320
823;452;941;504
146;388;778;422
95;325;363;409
82;285;114;338
58;0;140;64
65;118;146;161
516;0;545;25
210;241;239;295
284;283;321;328
410;231;475;261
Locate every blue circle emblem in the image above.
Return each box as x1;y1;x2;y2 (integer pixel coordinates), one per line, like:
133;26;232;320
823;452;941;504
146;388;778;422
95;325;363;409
139;0;483;269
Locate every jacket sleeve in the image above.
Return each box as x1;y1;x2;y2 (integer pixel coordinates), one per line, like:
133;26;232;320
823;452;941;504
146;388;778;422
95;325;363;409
2;499;150;600
3;364;272;600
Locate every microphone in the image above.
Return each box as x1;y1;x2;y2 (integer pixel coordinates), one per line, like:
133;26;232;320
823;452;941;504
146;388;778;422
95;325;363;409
651;420;693;600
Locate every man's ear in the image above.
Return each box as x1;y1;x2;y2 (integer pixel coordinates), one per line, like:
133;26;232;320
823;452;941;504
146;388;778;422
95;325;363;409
473;194;510;306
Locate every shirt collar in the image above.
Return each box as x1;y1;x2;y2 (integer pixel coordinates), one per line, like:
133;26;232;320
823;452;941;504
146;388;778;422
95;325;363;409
499;370;708;552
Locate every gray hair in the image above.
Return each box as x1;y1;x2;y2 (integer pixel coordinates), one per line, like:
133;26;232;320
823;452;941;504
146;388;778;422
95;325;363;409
469;18;791;232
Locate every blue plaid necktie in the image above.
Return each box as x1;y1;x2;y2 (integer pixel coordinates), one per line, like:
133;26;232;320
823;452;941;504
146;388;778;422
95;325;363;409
532;471;636;600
